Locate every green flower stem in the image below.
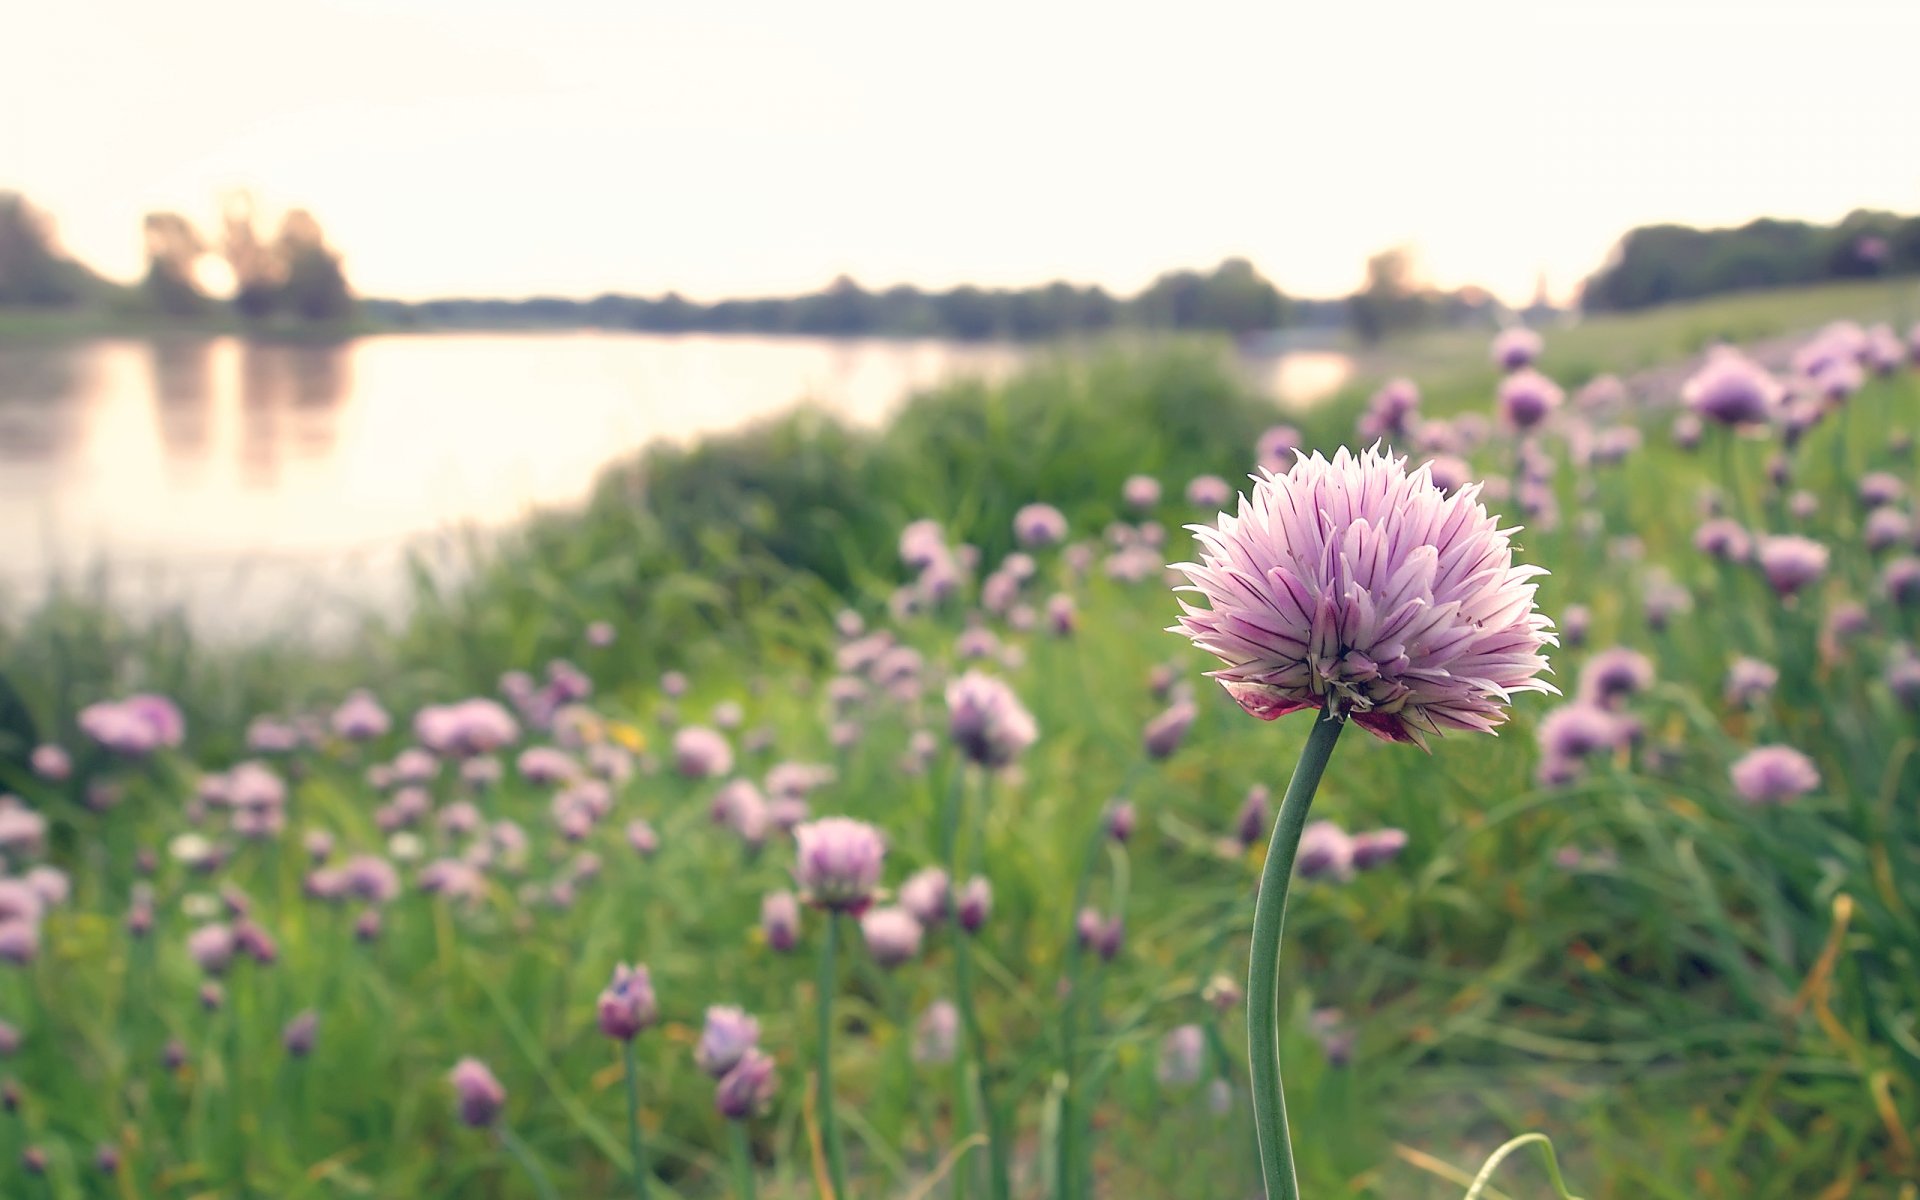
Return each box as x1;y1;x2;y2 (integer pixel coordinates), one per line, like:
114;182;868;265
1248;709;1347;1200
971;771;1011;1200
622;1040;653;1200
818;913;850;1199
730;1123;758;1200
1054;816;1109;1200
499;1124;562;1200
937;761;976;1200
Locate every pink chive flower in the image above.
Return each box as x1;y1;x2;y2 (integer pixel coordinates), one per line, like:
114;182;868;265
696;1006;761;1077
1756;535;1830;597
1577;647;1654;708
1882;557;1920;608
1233;785;1270;850
761;891;800;952
1730;745;1820;805
1498;370;1564;431
1693;518;1752;562
1865;508;1911;553
1724;657;1779;706
330;690;391;741
673;726;734;779
186;923;236;975
79;695;185;756
1859;472;1905;509
1014;503;1069;548
1425;455;1472;495
282;1011;318;1058
898;867;951;927
859;906;924;969
1142;701;1198;760
449;1058;506;1127
715;1048;777;1120
1682;348;1782;426
1295;821;1354;880
792;818;885;912
28;746;69;782
957;876;991;933
1349;827;1409;869
1170;446;1556;747
596;963;659;1041
413;699;519;758
946;671;1038;768
516;747;578;785
1186;475;1233;509
1491;327;1543;371
1046;593;1077;637
1123;475;1162;510
1157;1024;1206;1086
915;1000;960;1064
1359;378;1421;441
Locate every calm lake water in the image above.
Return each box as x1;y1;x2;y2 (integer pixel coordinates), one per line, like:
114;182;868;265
0;333;1351;635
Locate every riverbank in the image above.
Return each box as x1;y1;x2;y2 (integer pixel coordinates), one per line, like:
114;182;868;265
0;293;1915;1195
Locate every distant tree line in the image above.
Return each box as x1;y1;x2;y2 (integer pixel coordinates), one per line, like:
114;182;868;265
0;194;108;306
1581;209;1920;312
361;257;1298;341
1343;247;1510;345
0;190;354;327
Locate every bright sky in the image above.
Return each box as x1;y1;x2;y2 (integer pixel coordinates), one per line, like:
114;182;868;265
8;0;1918;305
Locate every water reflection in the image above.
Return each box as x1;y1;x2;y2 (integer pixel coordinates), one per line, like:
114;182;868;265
0;332;1347;636
150;339;215;465
237;342;350;486
0;343;92;462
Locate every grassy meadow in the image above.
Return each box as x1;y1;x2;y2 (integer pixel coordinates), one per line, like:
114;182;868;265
1;282;1919;1199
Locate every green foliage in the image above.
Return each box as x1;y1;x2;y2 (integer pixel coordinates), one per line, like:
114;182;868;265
0;192;112;308
1582;208;1920;312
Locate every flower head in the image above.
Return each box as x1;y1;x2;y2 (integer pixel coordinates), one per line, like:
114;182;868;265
792;818;885;912
1013;503;1069;548
596;963;659;1041
1157;1025;1206;1087
1491;327;1543;371
1724;657;1779;706
1756;535;1829;597
1170;446;1556;747
1142;701;1197;760
1682;348;1782;426
673;726;734;779
914;1000;959;1064
1693;518;1752;562
1186;475;1232;509
761;891;800;952
946;672;1038;768
449;1058;506;1127
859;906;924;969
715;1048;777;1120
898;867;950;927
957;876;992;933
1498;370;1564;430
1350;827;1409;869
1577;647;1654;708
282;1010;318;1058
696;1006;761;1078
1730;745;1820;805
1123;475;1162;510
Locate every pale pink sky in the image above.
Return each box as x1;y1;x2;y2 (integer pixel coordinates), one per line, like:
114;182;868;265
8;0;1918;304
